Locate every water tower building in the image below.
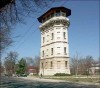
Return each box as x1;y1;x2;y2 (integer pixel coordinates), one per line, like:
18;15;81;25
38;7;71;75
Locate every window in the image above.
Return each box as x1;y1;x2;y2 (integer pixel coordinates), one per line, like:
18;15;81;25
57;47;60;54
43;18;46;22
56;21;60;25
63;27;66;30
47;16;50;20
42;18;45;23
57;53;60;55
41;63;43;68
61;11;66;17
51;33;54;40
51;13;54;18
46;49;48;56
57;32;60;33
47;35;49;42
51;48;53;55
42;51;44;57
56;10;60;16
64;47;67;55
56;28;60;29
45;62;48;69
57;32;60;39
43;37;45;43
42;19;44;23
57;37;60;39
65;61;67;67
63;32;66;39
57;61;61;68
50;61;53;68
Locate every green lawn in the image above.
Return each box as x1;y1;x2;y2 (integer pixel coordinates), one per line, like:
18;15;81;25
43;75;100;83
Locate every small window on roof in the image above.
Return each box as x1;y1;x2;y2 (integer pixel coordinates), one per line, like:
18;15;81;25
43;18;46;22
51;13;54;18
55;10;60;16
61;11;66;17
47;15;50;20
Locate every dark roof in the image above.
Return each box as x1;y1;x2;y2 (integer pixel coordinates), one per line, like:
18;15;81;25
38;7;71;23
28;66;37;69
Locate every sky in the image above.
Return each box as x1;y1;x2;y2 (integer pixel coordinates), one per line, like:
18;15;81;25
2;0;99;60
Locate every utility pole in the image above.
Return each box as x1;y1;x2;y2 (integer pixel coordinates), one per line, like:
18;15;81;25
75;52;78;77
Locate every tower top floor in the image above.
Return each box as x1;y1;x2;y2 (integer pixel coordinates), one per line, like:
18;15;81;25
38;7;71;23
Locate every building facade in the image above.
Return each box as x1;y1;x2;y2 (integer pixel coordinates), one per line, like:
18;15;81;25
38;7;71;75
89;63;100;75
28;66;37;76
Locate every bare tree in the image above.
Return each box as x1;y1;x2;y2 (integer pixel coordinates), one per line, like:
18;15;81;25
0;0;54;52
0;0;52;27
33;56;40;74
71;55;94;76
85;56;94;76
4;51;18;76
78;58;86;75
70;54;79;76
25;57;34;66
0;61;4;76
0;27;12;53
25;56;40;74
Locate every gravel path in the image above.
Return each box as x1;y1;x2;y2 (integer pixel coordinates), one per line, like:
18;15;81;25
20;77;67;82
0;77;100;88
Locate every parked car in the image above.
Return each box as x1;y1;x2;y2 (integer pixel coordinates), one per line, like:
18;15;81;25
20;74;27;77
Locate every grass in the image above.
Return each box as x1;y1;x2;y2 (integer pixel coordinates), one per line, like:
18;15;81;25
60;78;99;83
28;74;100;83
43;75;100;83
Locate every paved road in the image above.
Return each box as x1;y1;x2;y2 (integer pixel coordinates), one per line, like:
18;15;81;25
0;77;99;88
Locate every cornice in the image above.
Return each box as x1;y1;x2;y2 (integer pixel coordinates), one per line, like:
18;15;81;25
41;56;70;60
41;41;68;47
39;16;70;30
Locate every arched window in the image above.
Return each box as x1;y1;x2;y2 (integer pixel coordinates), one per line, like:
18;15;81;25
65;61;67;67
63;32;66;39
64;47;67;55
50;61;53;68
51;33;54;40
42;51;44;57
41;63;43;68
51;48;53;55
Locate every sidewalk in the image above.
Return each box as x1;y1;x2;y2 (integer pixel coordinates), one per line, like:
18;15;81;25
19;76;100;86
20;76;66;82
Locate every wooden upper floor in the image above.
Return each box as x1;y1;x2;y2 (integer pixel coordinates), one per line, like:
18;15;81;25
38;7;71;23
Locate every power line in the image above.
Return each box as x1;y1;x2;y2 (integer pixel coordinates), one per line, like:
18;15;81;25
14;26;38;51
60;0;70;6
12;1;67;51
13;1;54;49
13;1;55;50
